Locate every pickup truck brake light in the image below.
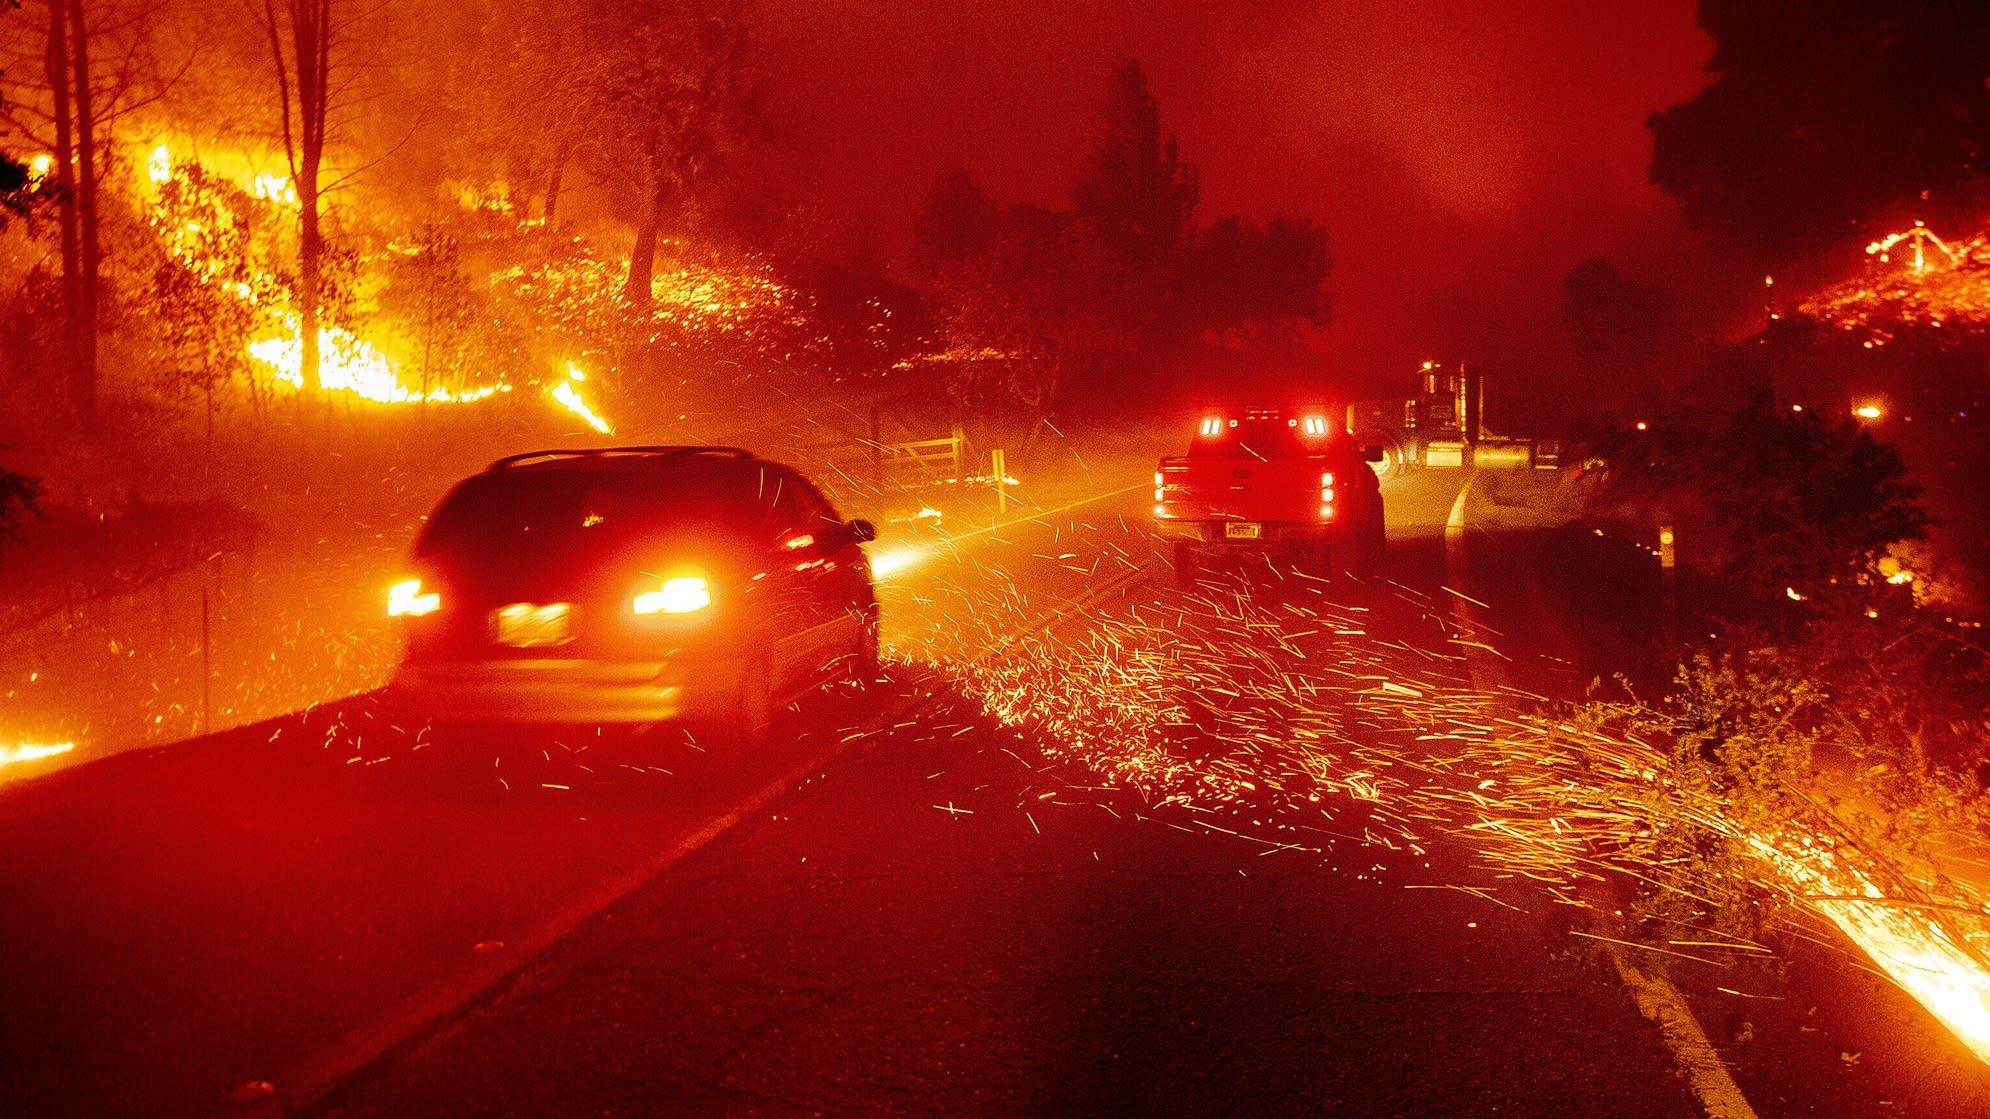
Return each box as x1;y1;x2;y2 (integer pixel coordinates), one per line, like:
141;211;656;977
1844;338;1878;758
1153;470;1169;518
1320;471;1336;520
1197;416;1226;437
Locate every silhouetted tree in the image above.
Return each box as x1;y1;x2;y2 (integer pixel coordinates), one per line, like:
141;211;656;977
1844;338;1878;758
1589;396;1928;608
1561;258;1680;410
1649;1;1990;258
1184;215;1331;346
3;0;177;428
577;0;764;306
464;0;598;225
911;168;998;275
1071;59;1197;265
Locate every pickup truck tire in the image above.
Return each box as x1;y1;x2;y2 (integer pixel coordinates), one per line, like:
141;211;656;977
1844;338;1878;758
1173;541;1201;586
1349;510;1387;577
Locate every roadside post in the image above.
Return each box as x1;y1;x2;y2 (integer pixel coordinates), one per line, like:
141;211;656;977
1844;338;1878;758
991;448;1009;541
1658;524;1677;645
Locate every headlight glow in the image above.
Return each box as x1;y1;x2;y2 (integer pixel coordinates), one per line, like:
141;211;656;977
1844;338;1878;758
387;578;440;617
633;575;712;615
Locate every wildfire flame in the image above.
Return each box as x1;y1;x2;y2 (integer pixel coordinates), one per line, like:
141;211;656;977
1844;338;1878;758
246;318;505;404
1799;219;1990;344
143;144;628;415
547;363;612;434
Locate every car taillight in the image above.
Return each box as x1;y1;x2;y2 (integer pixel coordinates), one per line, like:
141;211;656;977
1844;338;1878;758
1302;415;1329;437
1320;471;1336;520
1197;416;1224;437
633;575;712;615
387;578;440;617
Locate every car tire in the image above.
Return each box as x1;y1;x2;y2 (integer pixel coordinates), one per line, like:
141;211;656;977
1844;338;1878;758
848;607;882;686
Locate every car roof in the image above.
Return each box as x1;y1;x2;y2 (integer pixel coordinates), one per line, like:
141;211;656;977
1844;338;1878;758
482;446;760;473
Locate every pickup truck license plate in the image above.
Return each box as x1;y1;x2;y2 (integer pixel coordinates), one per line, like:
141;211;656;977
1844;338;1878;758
1223;522;1263;540
492;602;572;647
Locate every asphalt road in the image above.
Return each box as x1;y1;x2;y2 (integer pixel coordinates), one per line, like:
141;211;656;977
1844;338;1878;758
0;465;1981;1117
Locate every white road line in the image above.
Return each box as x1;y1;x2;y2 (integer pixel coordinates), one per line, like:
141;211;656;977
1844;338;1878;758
1439;467;1758;1119
1611;952;1763;1119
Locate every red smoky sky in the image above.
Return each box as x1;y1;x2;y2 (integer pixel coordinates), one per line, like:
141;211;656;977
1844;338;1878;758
758;0;1717;396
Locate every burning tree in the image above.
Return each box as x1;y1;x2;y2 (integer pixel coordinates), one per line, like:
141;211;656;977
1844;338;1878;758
140;163;271;428
251;0;339;395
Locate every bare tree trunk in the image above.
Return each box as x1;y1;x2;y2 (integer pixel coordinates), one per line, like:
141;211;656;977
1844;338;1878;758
543;135;569;224
294;0;328;393
66;0;99;430
44;0;85;427
624;171;662;306
298;174;321;391
266;0;331;393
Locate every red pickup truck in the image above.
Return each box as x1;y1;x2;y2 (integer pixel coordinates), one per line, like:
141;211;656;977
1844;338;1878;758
1154;407;1386;580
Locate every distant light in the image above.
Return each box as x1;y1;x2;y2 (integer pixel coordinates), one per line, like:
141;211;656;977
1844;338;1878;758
1854;403;1884;420
1790;404;1804;412
1634;421;1649;432
1786;587;1807;602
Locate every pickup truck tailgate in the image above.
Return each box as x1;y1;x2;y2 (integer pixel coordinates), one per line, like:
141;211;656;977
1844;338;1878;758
1158;454;1327;522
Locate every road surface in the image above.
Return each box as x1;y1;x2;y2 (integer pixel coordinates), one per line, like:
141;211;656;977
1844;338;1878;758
0;465;1984;1117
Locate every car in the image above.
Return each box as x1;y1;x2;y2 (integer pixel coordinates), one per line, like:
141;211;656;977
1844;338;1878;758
1154;407;1386;581
385;446;879;745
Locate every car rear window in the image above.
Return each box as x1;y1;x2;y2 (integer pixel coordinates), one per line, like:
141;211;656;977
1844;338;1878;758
417;467;760;561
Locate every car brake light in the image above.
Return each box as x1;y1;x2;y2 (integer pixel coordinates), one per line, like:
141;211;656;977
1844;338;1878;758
1320;471;1336;519
387;578;440;617
633;575;711;615
1302;415;1329;436
1198;416;1224;437
1154;470;1166;504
